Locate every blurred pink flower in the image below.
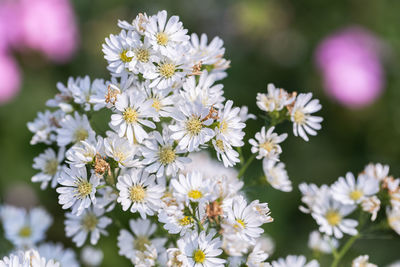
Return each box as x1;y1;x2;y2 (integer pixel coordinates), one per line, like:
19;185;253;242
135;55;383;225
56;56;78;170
315;27;385;108
20;0;79;62
0;1;23;51
0;53;21;104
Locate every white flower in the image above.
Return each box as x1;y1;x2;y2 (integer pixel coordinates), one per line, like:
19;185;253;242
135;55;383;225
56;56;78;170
387;208;400;236
189;33;226;66
104;135;140;167
37;242;79;267
263;159;292;192
81;246;103;267
111;90;156;144
141;130;190;178
145;10;189;55
32;147;65;189
176;231;226;267
256;83;295;112
117;218;167;263
171;171;213;204
56;112;95;146
311;191;358;239
116;169;164;218
169;101;215;152
352;255;377;267
118;13;149;35
158;206;196;236
250;200;274;224
271;255;319;267
307;230;338;254
363;162;390;181
216;100;246;147
166;248;189;267
361;196;381;221
65;207;111;247
330;172;379;205
249;127;287;161
141;81;175;121
27;110;62;145
0;249;60;267
223;195;264;244
126;35;158;74
69;76;107;111
238;106;256;122
96;186;118;212
56;166;100;216
298;183;331;214
0;206;52;248
212;137;240;167
66;138;104;168
290;93;323;142
46;77;78;109
247;242;270;267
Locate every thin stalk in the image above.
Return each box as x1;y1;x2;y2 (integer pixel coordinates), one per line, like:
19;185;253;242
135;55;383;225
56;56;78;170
237;154;256;178
330;234;361;267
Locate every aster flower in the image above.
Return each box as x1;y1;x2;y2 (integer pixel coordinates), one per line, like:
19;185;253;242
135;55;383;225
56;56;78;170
176;230;226;267
32;147;65;189
290;93;323;142
158;206;196;236
110;90;156;144
216;100;246;147
169;101;215;152
140;81;175;121
256;83;295;112
37;242;79;267
81;246;104;267
116;169;165;218
271;255;319;267
212;137;240;167
56;166;100;216
352;255;377;267
141;129;190;178
66;137;104;168
65;207;112;247
56;112;95;146
246;242;270;267
126;36;158;74
263;159;292;192
387;208;400;236
298;183;331;214
69;76;107;111
361;196;380;221
171;171;213;204
117;218;167;264
46;77;78;109
0;249;60;267
330;172;379;205
104;134;140;168
27;110;63;145
249;127;287;161
118;13;149;35
307;230;338;254
189;33;226;66
362;162;390;181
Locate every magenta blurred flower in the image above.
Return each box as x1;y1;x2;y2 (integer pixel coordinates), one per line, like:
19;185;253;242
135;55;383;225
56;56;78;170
315;27;385;108
20;0;78;62
0;1;23;52
0;53;21;104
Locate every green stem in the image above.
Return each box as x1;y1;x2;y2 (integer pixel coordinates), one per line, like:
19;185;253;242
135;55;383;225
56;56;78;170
330;234;361;267
237;154;256;178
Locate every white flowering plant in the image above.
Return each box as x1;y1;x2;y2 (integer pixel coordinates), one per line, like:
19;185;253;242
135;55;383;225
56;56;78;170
0;9;395;267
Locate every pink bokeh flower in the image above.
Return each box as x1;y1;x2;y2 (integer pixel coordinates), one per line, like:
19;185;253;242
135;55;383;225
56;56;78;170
315;27;385;108
0;52;21;104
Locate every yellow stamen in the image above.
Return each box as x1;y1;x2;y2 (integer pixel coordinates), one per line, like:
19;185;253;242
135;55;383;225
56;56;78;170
135;48;150;62
120;50;133;63
188;190;202;200
178;216;194;226
44;159;58;175
193;249;205;263
130;185;146;202
186;117;202;136
326;210;341;226
123;107;138;124
156;32;169;46
82;213;98;231
158;146;176;165
159;63;176;78
294;110;306;124
350;190;363;201
74;128;89;142
18;226;32;237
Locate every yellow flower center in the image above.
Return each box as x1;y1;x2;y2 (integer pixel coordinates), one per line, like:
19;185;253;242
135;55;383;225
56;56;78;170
156;32;169;46
44;159;59;175
134;236;151;252
188;190;202;200
74;128;89;143
123;107;138;124
235;219;246;229
193;249;205;263
179;216;194;226
77;180;92;198
130;185;146;202
152;98;161;111
82;213;98;231
159;63;176;78
135;48;150;62
326;210;341;226
350;190;363;201
186;117;202;136
220;121;228;133
294;110;306;124
215;139;225;152
120;50;133;63
260;141;274;152
18;226;32;237
158;146;176;165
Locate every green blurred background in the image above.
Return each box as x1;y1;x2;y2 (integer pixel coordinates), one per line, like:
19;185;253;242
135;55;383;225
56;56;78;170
1;0;400;265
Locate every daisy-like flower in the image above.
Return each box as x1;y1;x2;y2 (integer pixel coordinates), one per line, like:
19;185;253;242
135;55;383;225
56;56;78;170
117;218;167;263
271;255;319;267
298;183;331;214
81;246;104;267
169;101;215;152
246;242;270;267
116;169;165;218
307;230;338;254
104;134;140;168
290;93;323;142
145;10;189;55
239;106;256;122
141;130;190;178
250;200;274;224
212;137;240;167
362;162;390;181
361;196;381;221
330;172;379;205
110;90;156;144
69;76;107;111
311;192;358;239
140;81;175;121
56;166;100;216
158;206;196;236
189;33;226;66
171;171;213;204
32;147;65;189
0;206;52;249
256;83;295;112
352;255;377;267
387;208;400;236
216;100;246;147
0;249;60;267
56;112;95;146
223;195;265;244
27;110;63;145
126;36;158;74
66;138;104;168
249;127;287;161
46;76;78;109
166;248;189;267
263;159;292;192
176;230;226;267
118;13;149;35
102;30;136;76
65;207;112;247
37;242;79;267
